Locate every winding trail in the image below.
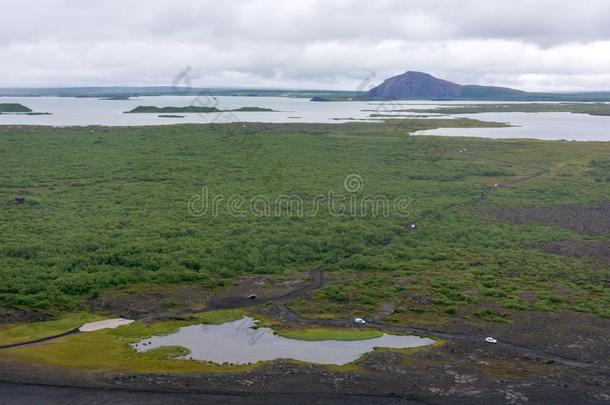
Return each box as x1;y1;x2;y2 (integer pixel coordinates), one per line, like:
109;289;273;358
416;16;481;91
273;297;607;372
204;263;326;311
1;151;607;378
0;328;79;350
267;156;605;373
200;253;610;374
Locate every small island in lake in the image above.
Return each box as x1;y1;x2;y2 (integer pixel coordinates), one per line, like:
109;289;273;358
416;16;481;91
99;95;133;100
231;106;277;112
0;103;32;113
158;114;185;118
0;103;51;115
125;106;277;113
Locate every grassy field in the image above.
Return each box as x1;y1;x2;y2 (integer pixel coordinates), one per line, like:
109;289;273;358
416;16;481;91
276;327;383;341
0;313;102;345
1;309;403;371
0;121;609;322
2;309;263;372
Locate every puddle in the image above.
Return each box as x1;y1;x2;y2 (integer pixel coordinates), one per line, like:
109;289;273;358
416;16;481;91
131;317;434;365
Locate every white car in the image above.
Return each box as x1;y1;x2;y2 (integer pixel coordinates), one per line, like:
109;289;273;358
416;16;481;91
354;317;366;325
485;336;498;344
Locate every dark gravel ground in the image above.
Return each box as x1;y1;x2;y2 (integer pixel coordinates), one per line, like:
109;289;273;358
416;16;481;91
3;201;610;404
532;240;610;264
0;381;419;405
484;201;610;236
1;334;608;405
2;300;609;405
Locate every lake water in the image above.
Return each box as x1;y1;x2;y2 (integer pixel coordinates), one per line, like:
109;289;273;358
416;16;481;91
416;111;610;141
0;95;387;126
131;317;435;365
2;96;610;141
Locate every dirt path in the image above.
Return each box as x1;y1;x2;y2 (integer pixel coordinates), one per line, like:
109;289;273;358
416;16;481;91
4;259;604;373
204;264;326;310
272;301;609;372
0;328;79;350
2;154;604;375
267;154;606;373
3;147;608;405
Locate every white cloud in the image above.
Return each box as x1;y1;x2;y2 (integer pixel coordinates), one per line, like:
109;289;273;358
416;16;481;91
1;0;609;91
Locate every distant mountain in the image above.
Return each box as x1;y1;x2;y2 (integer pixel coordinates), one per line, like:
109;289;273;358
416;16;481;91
367;71;610;101
368;71;464;99
367;71;527;100
2;74;610;102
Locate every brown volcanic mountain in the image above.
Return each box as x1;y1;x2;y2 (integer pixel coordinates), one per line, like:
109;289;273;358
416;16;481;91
368;71;463;99
367;71;529;100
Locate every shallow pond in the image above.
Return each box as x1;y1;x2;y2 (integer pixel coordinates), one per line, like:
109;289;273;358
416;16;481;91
131;317;435;365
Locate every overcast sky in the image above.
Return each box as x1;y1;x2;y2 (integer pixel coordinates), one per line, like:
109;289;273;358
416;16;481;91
2;0;610;91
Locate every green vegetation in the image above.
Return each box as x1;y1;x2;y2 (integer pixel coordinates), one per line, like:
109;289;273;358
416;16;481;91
277;327;383;341
398;103;610;116
99;96;132;100
127;106;220;113
231;106;277;112
0;103;32;113
0;103;50;115
145;346;191;360
0;121;609;322
0;313;102;345
3;309;260;372
330;117;508;131
2;311;409;372
126;106;276;113
382;117;509;132
588;159;610;182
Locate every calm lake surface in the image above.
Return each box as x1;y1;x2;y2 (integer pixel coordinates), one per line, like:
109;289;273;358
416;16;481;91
416;111;610;141
132;317;435;365
1;96;610;141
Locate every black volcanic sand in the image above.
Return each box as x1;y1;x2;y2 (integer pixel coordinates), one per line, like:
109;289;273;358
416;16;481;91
0;308;53;324
3;203;610;403
1;304;609;404
484;201;610;236
484;201;610;265
533;240;610;264
0;381;415;405
1;334;608;404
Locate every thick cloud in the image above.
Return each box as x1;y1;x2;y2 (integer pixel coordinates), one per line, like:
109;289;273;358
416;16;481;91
1;0;609;91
